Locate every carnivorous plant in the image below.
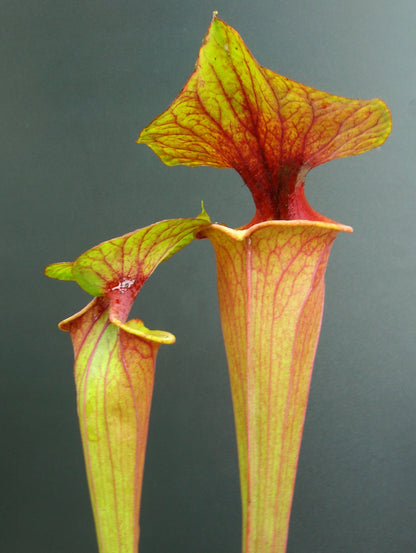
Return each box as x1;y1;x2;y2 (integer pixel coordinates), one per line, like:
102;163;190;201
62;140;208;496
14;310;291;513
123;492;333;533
138;14;392;553
46;13;391;553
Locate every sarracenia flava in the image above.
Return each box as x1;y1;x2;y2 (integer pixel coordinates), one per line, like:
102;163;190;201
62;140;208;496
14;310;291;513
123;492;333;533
46;13;391;553
45;210;210;553
138;14;391;553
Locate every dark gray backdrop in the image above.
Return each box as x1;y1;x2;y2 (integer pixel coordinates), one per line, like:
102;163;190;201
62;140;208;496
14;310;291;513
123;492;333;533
2;1;415;552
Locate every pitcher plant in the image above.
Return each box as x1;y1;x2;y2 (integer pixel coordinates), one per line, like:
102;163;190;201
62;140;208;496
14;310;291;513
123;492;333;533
46;12;391;553
138;14;391;553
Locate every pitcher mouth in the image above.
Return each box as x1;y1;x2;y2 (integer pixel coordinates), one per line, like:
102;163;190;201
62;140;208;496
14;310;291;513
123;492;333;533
198;218;353;242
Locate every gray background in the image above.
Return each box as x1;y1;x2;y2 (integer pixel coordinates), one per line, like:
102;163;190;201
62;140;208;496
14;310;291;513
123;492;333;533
1;1;415;552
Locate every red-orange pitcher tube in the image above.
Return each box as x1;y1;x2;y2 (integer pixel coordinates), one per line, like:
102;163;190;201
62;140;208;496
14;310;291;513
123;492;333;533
202;220;351;553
